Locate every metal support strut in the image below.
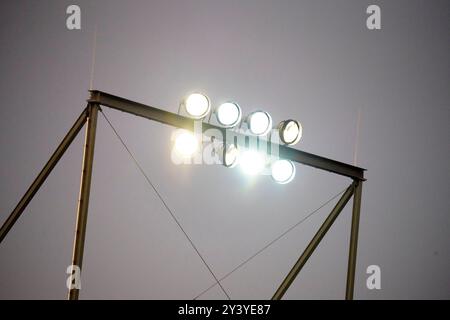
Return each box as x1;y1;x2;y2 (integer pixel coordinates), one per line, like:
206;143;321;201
68;103;99;300
0;109;88;244
272;181;356;300
345;180;363;300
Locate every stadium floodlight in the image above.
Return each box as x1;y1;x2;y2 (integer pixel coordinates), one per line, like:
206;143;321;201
271;159;296;184
181;93;211;119
216;102;242;127
247;110;272;136
173;130;199;158
278;120;302;145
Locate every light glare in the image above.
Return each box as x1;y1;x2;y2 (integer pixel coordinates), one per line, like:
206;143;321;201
174;131;199;157
240;150;265;175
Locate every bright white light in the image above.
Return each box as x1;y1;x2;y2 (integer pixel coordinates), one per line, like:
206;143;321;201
279;120;302;145
217;102;241;127
240;150;266;175
271;160;295;184
184;93;210;118
248;111;272;136
173;131;199;157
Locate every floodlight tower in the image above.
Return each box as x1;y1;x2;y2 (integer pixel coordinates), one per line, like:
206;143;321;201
0;90;365;300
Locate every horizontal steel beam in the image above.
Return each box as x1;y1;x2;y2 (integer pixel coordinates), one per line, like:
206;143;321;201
89;90;365;180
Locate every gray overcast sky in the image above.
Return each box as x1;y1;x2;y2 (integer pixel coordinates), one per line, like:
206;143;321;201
0;0;449;299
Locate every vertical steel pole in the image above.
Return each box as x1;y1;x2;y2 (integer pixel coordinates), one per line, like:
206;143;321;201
272;181;356;300
345;180;363;300
68;103;99;300
0;110;88;244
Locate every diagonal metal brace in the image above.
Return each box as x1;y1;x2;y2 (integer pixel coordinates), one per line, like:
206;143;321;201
272;181;357;299
0;109;88;243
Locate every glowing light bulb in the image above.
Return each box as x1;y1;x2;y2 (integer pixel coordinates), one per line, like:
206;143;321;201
279;120;302;145
216;102;241;127
271;159;296;184
173;131;199;157
184;93;210;119
248;111;272;136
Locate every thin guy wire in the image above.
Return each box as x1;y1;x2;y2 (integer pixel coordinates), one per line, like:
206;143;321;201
193;187;347;300
100;109;231;300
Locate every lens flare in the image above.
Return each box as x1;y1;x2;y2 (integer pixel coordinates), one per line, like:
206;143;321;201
240;150;266;175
